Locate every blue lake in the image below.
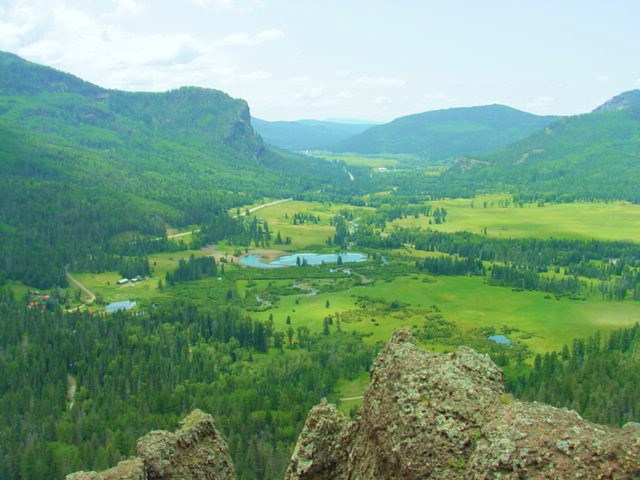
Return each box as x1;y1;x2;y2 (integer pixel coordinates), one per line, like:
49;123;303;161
487;334;513;345
105;300;137;313
240;252;368;269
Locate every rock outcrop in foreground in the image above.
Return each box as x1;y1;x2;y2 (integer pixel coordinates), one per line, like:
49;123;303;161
69;330;640;479
66;409;234;480
287;329;640;479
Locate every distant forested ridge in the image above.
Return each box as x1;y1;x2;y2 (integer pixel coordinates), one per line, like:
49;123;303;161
331;104;557;162
252;118;374;151
442;91;640;203
0;52;360;288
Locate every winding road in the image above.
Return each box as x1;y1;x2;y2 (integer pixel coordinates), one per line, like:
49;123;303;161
165;198;294;239
238;197;294;216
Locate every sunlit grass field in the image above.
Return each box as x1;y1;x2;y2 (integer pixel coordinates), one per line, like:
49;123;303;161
392;194;640;242
248;272;640;354
71;249;209;305
238;200;374;250
64;195;640;363
310;152;402;168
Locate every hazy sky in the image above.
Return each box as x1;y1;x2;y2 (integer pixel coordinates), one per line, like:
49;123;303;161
1;0;639;121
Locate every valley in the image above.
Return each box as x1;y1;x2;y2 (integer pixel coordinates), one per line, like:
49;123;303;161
62;197;640;354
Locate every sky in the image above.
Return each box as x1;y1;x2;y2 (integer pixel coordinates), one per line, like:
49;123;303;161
1;0;639;122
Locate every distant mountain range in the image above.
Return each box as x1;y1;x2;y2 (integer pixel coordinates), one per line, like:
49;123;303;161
328;105;558;162
447;90;640;203
252;118;374;150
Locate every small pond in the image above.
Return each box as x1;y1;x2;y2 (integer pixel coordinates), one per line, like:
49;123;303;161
240;252;367;269
105;300;137;313
487;334;513;345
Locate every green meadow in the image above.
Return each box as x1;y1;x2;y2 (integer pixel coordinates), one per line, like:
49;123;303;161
70;249;209;306
65;195;640;359
310;152;402;168
246;271;640;354
392;194;640;242
243;200;372;250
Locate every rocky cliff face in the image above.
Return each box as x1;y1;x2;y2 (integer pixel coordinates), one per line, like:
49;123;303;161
287;329;640;479
68;330;640;480
66;409;234;480
593;89;640;113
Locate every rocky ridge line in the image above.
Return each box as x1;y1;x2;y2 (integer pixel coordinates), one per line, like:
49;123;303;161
66;409;234;480
287;329;640;479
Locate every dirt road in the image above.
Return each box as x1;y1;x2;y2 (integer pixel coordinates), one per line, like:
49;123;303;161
66;268;96;304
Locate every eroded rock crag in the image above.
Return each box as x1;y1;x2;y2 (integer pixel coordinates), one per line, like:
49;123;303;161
287;329;640;479
66;409;234;480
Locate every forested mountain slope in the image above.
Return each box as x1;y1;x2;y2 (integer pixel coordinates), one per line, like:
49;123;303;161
449;90;640;203
510;323;640;426
252;118;374;151
331;104;557;162
0;52;354;288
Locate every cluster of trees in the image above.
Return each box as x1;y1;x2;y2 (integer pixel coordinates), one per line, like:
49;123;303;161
273;232;292;245
417;255;485;276
347;201;443;233
289;212;320;225
328;216;349;248
0;289;375;480
355;228;640;298
196;214;272;248
430;207;447;224
165;255;218;286
509;323;640;426
488;264;581;296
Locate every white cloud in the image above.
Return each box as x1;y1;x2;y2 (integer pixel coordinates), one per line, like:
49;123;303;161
289;75;310;83
424;93;448;100
336;90;354;99
354;76;405;87
526;96;555;110
189;0;264;11
240;70;272;80
597;74;610;82
423;93;458;106
215;28;285;46
636;78;640;86
0;2;244;92
373;95;391;104
294;87;325;101
108;0;147;19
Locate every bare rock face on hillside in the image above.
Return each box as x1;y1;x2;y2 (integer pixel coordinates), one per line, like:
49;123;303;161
286;329;640;480
66;409;234;480
593;89;640;113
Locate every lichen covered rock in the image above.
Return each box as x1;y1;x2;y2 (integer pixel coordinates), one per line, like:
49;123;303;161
66;409;234;480
65;458;145;480
137;409;234;480
287;329;640;479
